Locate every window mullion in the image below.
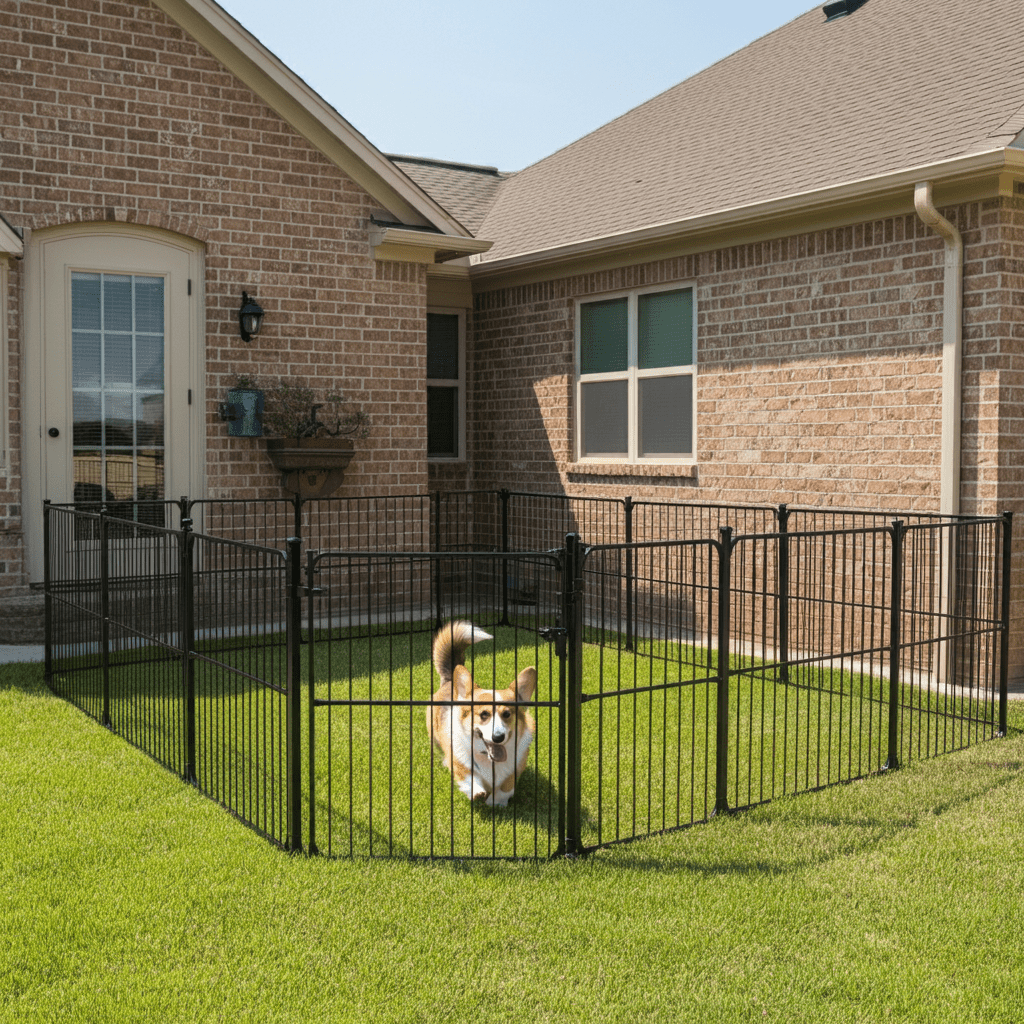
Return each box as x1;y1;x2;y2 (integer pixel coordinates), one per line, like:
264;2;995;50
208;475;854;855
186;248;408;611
628;292;638;462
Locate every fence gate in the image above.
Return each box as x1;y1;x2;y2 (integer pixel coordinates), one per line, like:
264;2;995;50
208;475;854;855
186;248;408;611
566;536;722;854
304;549;567;860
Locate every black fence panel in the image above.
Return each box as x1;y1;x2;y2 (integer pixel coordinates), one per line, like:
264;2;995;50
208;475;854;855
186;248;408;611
305;550;564;860
43;495;1013;862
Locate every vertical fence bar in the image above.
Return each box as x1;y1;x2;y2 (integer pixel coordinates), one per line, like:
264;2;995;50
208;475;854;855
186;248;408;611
998;511;1013;737
624;496;634;651
884;519;904;771
500;488;511;625
562;532;584;858
99;507;111;729
179;516;197;783
285;535;303;853
432;492;443;630
777;504;790;688
43;500;53;686
715;526;733;815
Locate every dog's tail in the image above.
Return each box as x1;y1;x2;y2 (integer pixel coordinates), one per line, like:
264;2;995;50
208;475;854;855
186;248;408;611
432;620;493;683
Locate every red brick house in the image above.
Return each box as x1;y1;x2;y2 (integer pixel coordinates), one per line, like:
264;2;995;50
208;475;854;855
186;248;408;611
3;0;1024;683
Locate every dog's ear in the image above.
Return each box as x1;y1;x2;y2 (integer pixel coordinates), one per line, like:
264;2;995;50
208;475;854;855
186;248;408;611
515;666;537;703
452;664;474;699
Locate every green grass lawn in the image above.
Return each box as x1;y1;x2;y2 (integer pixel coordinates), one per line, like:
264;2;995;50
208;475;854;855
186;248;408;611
3;658;1024;1023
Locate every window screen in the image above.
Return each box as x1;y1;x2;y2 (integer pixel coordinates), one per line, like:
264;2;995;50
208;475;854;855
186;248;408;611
639;374;692;456
581;379;628;456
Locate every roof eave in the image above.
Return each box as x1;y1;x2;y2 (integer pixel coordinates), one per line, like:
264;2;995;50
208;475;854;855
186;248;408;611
151;0;473;238
470;148;1024;279
370;225;493;264
0;217;23;257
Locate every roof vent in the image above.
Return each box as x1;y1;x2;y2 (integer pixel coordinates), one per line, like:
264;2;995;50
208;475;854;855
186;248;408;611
823;0;869;20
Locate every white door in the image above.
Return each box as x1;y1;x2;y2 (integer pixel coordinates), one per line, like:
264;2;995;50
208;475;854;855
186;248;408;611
24;225;204;581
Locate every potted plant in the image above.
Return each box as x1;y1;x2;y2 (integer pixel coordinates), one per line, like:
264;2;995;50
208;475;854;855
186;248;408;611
236;376;370;498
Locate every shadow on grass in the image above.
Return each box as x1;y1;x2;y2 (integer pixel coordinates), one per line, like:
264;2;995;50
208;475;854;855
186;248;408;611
595;748;1024;875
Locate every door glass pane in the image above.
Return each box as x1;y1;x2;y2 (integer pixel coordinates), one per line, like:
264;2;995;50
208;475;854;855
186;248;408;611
72;271;165;517
639;374;692;456
639;288;692;369
427;385;457;457
581;379;628;456
580;297;628;374
427;313;460;380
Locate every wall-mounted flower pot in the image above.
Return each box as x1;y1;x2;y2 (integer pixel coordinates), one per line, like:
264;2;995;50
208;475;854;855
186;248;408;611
264;437;355;498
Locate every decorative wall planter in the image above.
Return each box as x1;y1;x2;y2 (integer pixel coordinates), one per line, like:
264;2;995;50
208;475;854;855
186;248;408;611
222;386;264;437
265;437;355;498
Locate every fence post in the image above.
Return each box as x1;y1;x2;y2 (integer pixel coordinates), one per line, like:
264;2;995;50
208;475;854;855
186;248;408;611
306;548;319;854
777;504;790;688
432;492;443;630
624;496;634;652
884;519;905;772
43;500;53;686
562;532;585;858
714;527;733;815
285;535;303;853
178;516;197;783
998;511;1013;737
100;506;111;729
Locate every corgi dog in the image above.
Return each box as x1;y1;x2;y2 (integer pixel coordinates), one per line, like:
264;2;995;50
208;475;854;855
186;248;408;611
428;621;537;807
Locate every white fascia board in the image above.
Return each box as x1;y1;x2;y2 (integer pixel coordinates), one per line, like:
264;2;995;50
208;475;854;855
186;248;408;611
470;148;1024;276
0;218;23;257
369;225;492;257
152;0;473;238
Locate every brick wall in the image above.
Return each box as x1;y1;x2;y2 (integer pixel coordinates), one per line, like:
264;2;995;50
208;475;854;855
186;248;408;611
469;200;1024;684
0;0;429;595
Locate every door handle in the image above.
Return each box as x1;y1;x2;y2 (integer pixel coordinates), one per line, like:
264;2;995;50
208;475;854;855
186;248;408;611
48;427;60;438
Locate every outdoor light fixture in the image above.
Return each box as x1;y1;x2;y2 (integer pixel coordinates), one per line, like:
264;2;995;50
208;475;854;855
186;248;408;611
238;290;265;343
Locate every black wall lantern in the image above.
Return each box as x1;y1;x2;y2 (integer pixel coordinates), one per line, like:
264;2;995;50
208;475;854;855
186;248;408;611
238;290;265;343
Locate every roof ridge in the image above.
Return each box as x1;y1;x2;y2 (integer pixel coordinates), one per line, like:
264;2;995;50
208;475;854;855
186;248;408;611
388;154;506;177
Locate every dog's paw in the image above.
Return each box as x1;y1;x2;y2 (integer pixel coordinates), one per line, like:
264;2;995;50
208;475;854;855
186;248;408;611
486;791;512;808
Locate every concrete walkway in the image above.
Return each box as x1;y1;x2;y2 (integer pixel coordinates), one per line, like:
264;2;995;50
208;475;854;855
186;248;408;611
0;644;44;664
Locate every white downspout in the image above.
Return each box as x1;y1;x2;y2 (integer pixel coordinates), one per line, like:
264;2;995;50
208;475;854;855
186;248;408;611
913;181;963;516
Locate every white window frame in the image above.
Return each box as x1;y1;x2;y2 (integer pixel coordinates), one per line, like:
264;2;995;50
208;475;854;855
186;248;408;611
574;281;697;465
426;306;466;461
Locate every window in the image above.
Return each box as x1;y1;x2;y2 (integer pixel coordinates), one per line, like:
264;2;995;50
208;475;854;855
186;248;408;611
71;272;166;513
576;284;695;463
427;309;465;459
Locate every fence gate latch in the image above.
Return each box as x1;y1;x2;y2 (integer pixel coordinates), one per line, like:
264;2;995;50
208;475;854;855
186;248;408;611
539;625;567;658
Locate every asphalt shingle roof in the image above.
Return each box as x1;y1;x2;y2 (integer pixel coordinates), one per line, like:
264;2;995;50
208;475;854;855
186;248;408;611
388;156;513;237
464;0;1024;265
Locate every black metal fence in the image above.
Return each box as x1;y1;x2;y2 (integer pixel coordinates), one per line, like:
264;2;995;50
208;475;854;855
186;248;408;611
43;492;1013;858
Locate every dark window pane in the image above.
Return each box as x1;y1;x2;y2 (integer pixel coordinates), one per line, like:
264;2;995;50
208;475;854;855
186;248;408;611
580;297;628;374
427;313;460;380
134;276;164;333
427;385;458;457
103;275;132;332
71;274;101;330
639;289;692;369
639;374;692;456
581;379;628;457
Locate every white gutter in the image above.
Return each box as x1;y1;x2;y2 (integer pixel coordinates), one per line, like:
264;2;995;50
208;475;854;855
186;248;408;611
913;181;963;516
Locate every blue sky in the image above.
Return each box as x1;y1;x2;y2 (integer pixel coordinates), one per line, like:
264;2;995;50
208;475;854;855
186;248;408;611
217;0;816;172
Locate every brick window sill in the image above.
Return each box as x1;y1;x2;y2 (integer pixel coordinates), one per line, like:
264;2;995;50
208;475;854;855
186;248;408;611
567;462;698;481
